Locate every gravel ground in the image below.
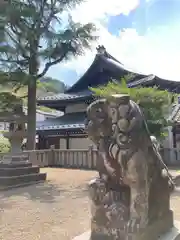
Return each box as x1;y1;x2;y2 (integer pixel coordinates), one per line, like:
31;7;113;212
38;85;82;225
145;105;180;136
0;168;180;240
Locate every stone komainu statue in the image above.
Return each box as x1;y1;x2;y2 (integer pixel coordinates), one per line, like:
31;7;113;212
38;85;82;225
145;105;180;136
86;94;173;240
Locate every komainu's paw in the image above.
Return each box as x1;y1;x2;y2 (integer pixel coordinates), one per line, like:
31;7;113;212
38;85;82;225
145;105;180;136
126;218;141;234
88;178;107;204
168;180;175;193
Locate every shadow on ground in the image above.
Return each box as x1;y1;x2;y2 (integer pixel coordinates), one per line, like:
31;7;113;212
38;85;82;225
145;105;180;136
172;187;180;197
0;180;89;209
0;181;67;204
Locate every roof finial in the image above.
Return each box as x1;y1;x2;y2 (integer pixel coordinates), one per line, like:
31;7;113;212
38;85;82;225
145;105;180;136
96;45;106;55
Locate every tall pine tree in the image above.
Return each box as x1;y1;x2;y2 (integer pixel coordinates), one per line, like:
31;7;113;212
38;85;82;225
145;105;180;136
0;0;97;149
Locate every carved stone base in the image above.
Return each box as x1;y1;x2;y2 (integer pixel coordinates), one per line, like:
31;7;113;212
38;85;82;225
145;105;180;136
159;221;180;240
130;211;173;240
89;211;173;240
72;221;180;240
88;177;130;240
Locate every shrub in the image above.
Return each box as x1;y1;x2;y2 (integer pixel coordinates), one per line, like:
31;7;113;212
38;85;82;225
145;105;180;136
91;77;174;140
0;136;10;153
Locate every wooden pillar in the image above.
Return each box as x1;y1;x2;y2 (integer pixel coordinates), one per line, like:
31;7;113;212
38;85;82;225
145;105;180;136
66;137;70;149
54;136;59;149
37;134;44;149
172;126;176;148
38;134;46;149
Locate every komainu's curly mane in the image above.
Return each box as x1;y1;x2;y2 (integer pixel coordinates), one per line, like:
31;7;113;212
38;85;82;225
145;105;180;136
86;96;161;174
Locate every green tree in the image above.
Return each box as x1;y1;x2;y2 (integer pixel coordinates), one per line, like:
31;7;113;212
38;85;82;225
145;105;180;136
1;0;97;149
91;78;174;140
37;76;67;94
0;137;10;153
0;92;22;113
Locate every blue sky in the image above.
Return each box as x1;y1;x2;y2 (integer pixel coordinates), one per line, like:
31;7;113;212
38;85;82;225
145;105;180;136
44;0;180;85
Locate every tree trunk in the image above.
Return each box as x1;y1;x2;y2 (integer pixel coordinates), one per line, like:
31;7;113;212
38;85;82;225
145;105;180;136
26;39;38;150
26;79;37;150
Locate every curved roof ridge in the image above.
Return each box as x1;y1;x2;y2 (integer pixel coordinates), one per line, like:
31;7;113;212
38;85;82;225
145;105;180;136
65;45;131;93
65;54;100;94
62;45;180;95
96;45;124;65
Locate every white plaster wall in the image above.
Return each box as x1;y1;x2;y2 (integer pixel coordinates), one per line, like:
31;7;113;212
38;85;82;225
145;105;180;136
176;141;180;149
24;108;59;122
65;103;88;114
162;136;170;148
175;134;180;149
0;112;47;131
59;138;67;149
69;137;95;149
0;122;9;131
24;108;46;121
36;112;46;121
160;126;175;150
161;102;174;148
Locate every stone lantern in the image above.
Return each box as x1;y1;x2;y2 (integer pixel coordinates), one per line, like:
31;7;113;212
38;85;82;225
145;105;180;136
0;94;27;162
2;110;27;154
0;93;46;189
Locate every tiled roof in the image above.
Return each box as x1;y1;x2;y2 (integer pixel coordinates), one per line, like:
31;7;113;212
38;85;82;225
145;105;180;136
36;112;86;131
36;123;85;131
23;106;63;117
37;76;156;103
65;46;149;94
37;46;180;106
170;104;180;123
128;75;155;87
37;90;92;101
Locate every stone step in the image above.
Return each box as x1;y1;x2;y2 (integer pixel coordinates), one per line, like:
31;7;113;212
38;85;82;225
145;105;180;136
0;162;32;168
0;173;46;187
0;166;40;177
0;180;46;191
11;156;29;162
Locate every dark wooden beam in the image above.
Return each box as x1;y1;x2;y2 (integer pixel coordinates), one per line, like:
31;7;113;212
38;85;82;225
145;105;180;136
66;137;70;149
172;126;177;148
37;128;86;136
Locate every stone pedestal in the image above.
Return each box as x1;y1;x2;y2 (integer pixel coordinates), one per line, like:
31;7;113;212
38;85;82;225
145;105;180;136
72;221;180;240
0;106;47;189
0;161;46;190
159;221;180;240
88;178;130;240
88;176;174;240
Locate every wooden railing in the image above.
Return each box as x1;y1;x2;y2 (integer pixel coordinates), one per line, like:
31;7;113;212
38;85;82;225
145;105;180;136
1;147;180;169
0;147;98;169
53;149;97;169
25;150;50;167
0;150;50;167
161;148;180;166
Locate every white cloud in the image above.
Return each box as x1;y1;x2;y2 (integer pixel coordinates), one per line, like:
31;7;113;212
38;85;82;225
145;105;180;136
118;25;180;80
62;0;139;74
54;0;180;82
71;0;139;23
63;23;180;81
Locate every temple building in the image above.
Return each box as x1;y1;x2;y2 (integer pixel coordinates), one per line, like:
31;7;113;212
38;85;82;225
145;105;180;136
36;45;180;150
169;104;180;149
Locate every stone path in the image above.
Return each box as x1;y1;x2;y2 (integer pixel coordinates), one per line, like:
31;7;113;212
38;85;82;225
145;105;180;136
0;168;180;240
